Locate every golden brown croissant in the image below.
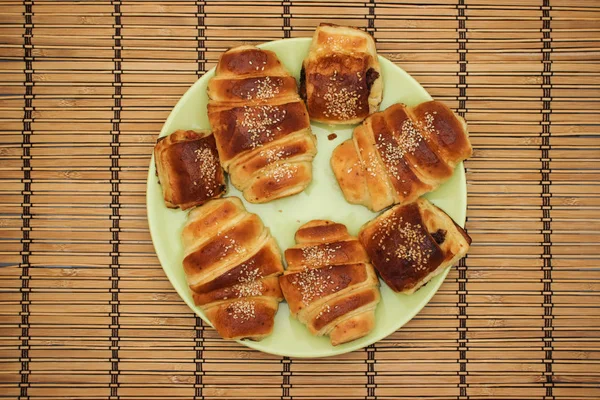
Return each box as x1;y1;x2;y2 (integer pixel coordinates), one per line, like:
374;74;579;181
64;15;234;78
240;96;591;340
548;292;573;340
300;23;383;125
358;198;471;294
182;197;284;341
331;101;473;212
279;220;380;346
154;129;226;210
207;45;317;203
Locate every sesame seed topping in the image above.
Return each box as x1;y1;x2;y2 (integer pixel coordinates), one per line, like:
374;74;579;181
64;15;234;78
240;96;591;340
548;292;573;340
373;215;432;271
375;112;439;184
325;35;353;52
259;147;287;163
246;76;280;101
264;163;297;183
221;236;247;256
290;267;335;305
323;85;359;120
194;146;218;196
300;244;342;267
232;262;263;298
316;304;331;319
227;299;256;323
241;105;287;149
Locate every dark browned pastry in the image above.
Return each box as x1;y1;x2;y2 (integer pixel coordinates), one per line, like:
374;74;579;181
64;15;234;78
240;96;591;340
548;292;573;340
331;101;473;212
279;220;380;346
182;197;284;341
301;23;383;125
358;198;471;294
154;129;226;210
207;45;316;203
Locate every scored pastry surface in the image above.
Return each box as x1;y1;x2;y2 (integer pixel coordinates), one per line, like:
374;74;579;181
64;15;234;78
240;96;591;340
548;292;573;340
207;45;317;203
279;220;380;346
154;129;226;210
358;198;471;294
331;101;472;212
301;23;383;125
182;197;284;341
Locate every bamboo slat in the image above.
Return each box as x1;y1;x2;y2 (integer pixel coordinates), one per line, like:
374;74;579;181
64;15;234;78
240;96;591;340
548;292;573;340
1;0;599;399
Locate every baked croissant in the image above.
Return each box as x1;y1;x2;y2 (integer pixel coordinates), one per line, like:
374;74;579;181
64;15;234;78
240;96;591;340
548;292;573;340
207;45;317;203
331;101;473;212
182;197;284;341
300;23;383;125
154;129;226;210
359;198;471;294
279;220;380;346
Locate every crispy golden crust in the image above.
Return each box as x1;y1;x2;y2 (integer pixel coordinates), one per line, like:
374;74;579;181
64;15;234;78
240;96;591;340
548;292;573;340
182;197;284;341
279;220;380;345
154;130;226;210
193;275;283;306
279;263;370;315
302;23;382;125
331;101;472;212
207;45;317;204
207;100;311;163
358;198;471;294
204;297;279;341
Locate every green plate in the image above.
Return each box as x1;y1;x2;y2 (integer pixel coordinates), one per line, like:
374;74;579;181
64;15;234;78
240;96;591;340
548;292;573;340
146;37;466;358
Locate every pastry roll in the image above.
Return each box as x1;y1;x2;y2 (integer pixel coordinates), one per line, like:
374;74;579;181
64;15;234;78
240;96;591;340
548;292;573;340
358;198;471;294
331;101;472;212
154;129;226;210
207;45;317;203
301;23;383;125
279;220;380;346
182;197;284;341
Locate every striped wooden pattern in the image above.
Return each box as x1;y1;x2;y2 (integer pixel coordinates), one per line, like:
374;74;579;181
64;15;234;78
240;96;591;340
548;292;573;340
1;1;599;399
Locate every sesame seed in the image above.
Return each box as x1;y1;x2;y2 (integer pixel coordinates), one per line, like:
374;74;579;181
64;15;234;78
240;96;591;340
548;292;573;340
246;76;280;101
316;304;331;319
290;266;336;305
241;105;287;149
375;112;439;183
373;214;432;272
227;299;256;323
264;163;297;183
323;84;359;120
300;244;342;267
258;147;286;163
194;146;218;195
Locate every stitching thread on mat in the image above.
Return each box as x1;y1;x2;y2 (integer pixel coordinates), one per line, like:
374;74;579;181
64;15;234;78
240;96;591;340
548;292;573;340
20;2;33;398
197;1;205;76
367;4;376;398
281;3;291;397
111;1;122;398
457;1;468;398
541;1;554;398
283;1;291;38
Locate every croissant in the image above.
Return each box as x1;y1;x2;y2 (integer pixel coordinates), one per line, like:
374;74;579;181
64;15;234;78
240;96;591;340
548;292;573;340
358;198;471;294
331;101;473;212
182;197;284;341
279;220;380;346
154;129;226;210
207;45;317;203
300;23;383;125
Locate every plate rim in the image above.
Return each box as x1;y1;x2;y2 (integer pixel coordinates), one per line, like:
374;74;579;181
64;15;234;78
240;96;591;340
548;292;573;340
146;36;467;358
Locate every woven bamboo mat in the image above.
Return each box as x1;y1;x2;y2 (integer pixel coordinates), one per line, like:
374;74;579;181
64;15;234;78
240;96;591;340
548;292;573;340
1;1;599;399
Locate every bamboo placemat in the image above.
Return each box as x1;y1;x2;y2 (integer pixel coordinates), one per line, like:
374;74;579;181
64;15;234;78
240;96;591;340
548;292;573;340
1;1;599;399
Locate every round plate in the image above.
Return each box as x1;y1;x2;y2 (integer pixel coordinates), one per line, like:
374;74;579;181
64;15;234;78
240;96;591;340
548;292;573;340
146;37;466;358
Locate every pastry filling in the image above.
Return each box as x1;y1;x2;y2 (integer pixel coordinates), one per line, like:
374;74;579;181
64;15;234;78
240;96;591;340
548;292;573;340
366;68;379;91
299;66;307;101
431;229;447;245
